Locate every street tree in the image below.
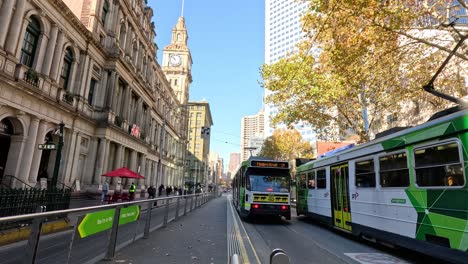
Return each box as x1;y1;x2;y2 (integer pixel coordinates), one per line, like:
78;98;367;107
259;129;314;162
261;0;468;143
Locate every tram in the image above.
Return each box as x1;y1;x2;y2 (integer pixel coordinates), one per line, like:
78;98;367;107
295;108;468;263
232;157;291;220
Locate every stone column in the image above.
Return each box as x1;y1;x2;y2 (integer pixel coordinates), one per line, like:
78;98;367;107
97;70;109;108
67;59;79;93
110;144;124;186
63;131;77;183
4;0;25;55
29;121;48;183
127;150;137;188
105;70;116;110
80;56;92;98
34;31;49;73
69;133;82;185
18;117;40;185
93;138;108;185
83;137;98;185
122;86;131;120
49;30;64;81
0;0;16;49
41;24;58;75
110;73;120;112
138;155;146;187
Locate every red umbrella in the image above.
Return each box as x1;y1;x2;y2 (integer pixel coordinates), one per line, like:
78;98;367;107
102;167;145;179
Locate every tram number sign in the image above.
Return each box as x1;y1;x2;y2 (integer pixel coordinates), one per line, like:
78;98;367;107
38;143;56;150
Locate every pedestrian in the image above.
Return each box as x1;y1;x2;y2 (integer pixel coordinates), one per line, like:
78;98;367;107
101;180;109;203
147;185;156;199
166;185;172;196
158;184;164;196
129;182;136;201
174;186;178;195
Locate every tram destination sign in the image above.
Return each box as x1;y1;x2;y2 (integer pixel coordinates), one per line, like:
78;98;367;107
251;160;288;168
38;143;56;150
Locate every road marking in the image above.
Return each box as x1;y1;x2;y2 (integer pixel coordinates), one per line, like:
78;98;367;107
227;195;261;264
345;253;411;264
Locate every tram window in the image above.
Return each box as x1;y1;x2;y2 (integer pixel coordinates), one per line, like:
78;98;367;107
355;159;376;187
415;143;464;187
379;152;409;187
299;173;307;188
308;171;316;189
316;169;326;189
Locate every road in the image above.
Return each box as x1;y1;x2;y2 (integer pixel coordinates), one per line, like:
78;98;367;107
0;194;448;264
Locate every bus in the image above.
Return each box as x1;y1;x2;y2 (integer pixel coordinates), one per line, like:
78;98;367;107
295;108;468;263
232;157;291;220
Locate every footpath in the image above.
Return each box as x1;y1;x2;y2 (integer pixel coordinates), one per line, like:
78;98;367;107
99;195;228;264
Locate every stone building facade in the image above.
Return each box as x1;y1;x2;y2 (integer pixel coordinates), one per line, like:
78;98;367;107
0;0;191;193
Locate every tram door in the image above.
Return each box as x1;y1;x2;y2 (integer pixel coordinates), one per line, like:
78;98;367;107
331;164;352;231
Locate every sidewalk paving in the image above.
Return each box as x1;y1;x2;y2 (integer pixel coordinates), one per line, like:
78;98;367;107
99;195;228;264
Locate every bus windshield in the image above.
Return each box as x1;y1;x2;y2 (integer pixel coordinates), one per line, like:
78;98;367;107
248;175;290;193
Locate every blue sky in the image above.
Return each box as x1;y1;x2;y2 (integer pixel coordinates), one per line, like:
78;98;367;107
148;0;266;167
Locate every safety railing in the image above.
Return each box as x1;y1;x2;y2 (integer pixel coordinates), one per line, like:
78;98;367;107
0;192;216;264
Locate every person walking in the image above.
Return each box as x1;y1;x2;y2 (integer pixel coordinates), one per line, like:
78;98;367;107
129;182;136;201
147;185;156;199
101;180;109;203
158;184;165;196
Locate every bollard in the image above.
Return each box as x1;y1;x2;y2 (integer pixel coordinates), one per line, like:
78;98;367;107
175;196;180;220
230;254;240;264
143;200;153;238
105;206;121;260
270;248;290;264
163;198;170;227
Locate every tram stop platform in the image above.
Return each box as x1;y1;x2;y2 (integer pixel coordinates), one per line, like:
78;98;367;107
99;194;229;264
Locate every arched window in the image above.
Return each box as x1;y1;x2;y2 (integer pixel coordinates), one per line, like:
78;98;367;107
20;17;41;67
59;48;74;90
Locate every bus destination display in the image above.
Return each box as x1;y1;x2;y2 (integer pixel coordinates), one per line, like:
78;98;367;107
251;161;288;168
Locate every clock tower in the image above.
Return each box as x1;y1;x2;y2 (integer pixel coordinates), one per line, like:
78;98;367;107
162;17;193;105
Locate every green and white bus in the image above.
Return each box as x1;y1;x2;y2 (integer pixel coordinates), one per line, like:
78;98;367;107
296;108;468;263
233;157;291;220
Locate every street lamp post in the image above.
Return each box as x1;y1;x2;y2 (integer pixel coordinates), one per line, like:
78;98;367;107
51;121;64;190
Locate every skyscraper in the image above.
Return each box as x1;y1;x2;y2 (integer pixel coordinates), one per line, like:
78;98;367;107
264;0;316;144
241;110;264;161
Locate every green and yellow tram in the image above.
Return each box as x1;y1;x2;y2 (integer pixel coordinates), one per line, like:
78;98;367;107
296;108;468;263
233;157;291;220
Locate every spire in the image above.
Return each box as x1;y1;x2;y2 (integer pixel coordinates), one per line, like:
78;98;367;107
181;0;185;17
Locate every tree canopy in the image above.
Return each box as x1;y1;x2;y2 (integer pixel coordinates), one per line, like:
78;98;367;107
261;0;468;143
258;129;314;161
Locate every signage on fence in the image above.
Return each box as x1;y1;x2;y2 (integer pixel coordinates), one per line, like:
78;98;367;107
38;143;56;150
77;205;140;238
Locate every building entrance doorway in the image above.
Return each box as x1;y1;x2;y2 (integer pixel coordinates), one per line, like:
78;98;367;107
0;119;13;182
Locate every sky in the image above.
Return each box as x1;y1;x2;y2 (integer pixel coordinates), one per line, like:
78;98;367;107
148;0;266;167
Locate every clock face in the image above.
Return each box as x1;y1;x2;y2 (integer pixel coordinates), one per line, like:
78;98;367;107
169;54;182;66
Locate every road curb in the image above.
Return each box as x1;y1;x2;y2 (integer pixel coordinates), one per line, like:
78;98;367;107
0;218;71;246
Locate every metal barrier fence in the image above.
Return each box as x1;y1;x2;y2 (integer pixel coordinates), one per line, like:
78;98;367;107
0;188;71;228
0;192;216;264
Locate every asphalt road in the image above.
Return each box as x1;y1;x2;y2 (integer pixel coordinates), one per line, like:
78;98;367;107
0;194;449;264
